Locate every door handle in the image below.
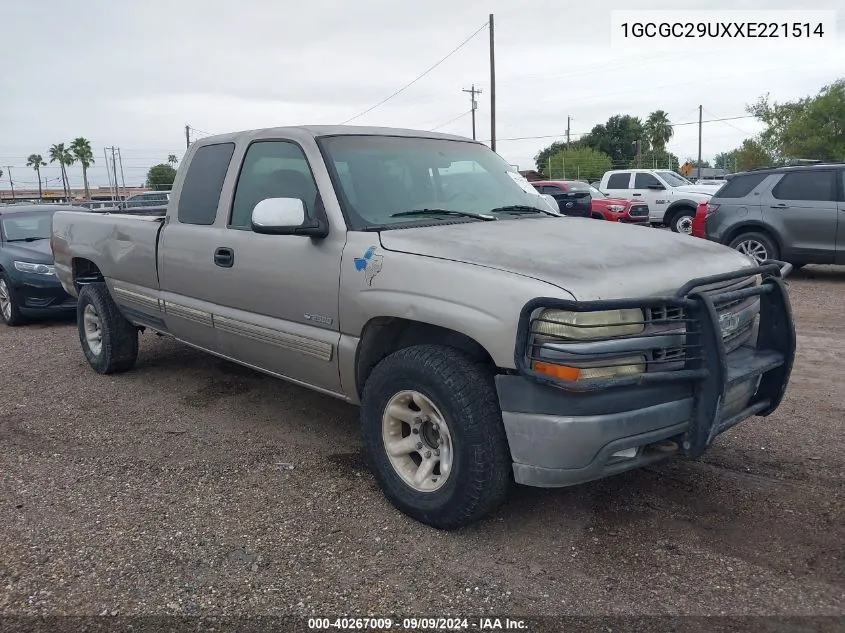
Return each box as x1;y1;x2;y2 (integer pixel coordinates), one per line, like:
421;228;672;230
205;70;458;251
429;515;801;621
770;203;788;208
632;193;642;196
214;247;234;268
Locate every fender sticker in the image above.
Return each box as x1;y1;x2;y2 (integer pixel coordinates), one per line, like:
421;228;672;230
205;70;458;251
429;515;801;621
354;246;384;286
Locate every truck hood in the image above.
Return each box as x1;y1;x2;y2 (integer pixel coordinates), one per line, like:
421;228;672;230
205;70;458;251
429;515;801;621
378;217;755;300
674;184;719;197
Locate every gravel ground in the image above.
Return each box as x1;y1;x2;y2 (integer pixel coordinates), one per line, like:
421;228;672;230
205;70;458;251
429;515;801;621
1;266;843;624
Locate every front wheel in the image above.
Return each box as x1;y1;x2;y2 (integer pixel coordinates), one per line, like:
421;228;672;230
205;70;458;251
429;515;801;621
669;209;695;234
77;283;139;374
360;345;511;530
0;274;26;326
728;232;779;265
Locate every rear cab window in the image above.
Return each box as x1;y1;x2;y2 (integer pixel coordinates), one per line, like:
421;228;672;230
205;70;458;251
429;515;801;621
177;142;236;225
714;173;769;198
605;173;631;189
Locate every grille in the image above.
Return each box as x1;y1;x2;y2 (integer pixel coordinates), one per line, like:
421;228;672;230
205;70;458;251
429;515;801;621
647;305;685;323
628;205;649;217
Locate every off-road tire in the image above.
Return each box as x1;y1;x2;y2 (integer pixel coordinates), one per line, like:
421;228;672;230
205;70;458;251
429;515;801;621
0;274;26;326
360;345;512;530
77;283;139;374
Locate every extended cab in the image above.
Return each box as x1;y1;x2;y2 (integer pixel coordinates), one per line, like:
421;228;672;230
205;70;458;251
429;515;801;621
51;126;796;529
599;169;721;233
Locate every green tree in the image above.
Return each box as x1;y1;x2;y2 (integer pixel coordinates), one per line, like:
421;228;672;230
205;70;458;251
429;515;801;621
628;150;679;171
713;151;738;171
644;110;673;152
580;115;648;164
146;164;177;190
167;154;179;166
534;140;567;175
26;154;47;200
734;139;774;171
49;143;74;199
70;137;95;200
748;78;845;161
546;146;613;181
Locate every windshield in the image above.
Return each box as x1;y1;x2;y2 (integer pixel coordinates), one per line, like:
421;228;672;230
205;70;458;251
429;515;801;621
1;212;53;241
319;135;553;229
656;171;692;187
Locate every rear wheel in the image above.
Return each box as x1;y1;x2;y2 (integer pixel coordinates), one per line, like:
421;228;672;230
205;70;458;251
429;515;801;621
360;345;511;530
77;283;139;374
728;232;778;265
0;275;26;326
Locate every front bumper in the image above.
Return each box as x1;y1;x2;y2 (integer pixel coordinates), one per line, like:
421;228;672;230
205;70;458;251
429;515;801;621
497;261;796;487
12;277;77;316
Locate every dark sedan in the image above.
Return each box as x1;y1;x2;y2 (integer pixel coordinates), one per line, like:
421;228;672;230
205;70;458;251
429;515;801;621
0;204;87;325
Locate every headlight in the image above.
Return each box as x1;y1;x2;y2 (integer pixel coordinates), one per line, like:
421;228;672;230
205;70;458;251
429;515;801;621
530;309;646;381
606;205;625;212
14;261;55;276
533;308;644;341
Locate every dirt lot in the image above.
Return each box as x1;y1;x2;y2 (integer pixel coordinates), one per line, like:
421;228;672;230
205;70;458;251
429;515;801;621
1;267;843;623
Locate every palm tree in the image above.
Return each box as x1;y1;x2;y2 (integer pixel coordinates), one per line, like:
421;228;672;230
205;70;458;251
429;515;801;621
644;110;673;153
49;143;74;199
167;154;178;166
70;137;95;200
26;154;47;200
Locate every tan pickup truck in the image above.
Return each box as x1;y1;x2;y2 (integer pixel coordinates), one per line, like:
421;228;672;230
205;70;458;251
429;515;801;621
51;126;796;529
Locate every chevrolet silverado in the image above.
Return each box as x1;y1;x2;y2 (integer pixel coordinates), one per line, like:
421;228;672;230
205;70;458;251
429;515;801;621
51;126;796;529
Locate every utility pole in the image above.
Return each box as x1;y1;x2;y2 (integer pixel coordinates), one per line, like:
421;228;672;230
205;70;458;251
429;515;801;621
185;124;191;149
489;14;496;152
462;84;482;140
117;148;127;199
4;167;14;200
104;148;115;202
566;116;571;145
110;147;120;201
697;105;703;181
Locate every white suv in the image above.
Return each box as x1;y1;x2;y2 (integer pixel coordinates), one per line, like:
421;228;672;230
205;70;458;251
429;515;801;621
599;169;721;233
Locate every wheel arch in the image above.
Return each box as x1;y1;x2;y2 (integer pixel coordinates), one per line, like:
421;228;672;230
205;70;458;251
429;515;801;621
71;257;105;289
721;222;784;255
354;317;497;399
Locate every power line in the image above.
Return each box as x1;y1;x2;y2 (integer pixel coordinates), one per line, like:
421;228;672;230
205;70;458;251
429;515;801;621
339;21;489;125
485;115;756;143
430;110;472;132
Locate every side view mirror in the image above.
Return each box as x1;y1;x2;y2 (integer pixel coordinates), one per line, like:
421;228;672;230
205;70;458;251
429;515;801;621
250;197;327;237
540;193;560;213
647;183;665;190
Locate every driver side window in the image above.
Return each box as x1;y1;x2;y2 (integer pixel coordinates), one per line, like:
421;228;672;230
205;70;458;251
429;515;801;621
229;140;319;229
634;173;662;189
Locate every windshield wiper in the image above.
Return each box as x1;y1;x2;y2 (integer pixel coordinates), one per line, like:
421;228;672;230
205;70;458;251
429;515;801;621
6;237;47;242
390;208;496;221
488;205;559;217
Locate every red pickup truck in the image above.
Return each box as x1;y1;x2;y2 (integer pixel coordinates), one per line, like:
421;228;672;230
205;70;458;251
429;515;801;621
532;180;649;223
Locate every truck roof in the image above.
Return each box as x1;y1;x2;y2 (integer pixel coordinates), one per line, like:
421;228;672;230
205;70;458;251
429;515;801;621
193;125;476;145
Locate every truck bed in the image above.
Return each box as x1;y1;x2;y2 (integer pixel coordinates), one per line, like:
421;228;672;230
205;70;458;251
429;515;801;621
52;210;165;297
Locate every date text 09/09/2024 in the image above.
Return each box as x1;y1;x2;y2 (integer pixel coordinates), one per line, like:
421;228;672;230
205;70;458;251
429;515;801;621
620;22;826;39
307;617;528;630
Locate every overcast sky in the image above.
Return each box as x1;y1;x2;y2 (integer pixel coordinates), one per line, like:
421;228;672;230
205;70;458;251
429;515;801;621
1;0;842;191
